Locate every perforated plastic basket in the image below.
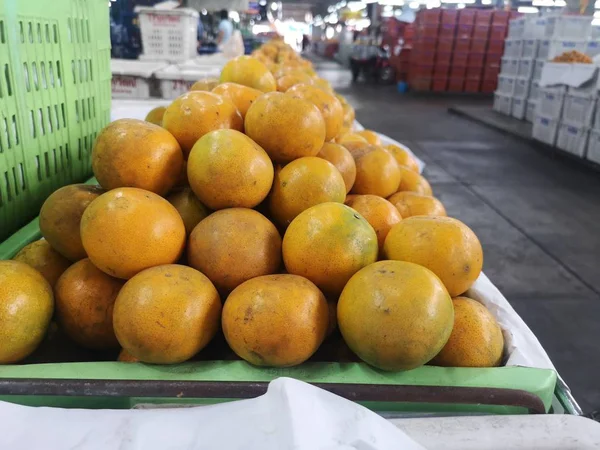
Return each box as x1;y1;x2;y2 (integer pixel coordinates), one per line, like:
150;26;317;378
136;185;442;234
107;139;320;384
0;0;111;242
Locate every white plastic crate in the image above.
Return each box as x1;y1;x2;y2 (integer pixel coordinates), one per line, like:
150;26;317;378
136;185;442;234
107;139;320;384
512;97;527;120
522;39;539;59
513;77;531;99
518;59;534;79
503;39;523;58
533;59;545;81
497;75;516;95
529;82;540;101
594;98;600;130
110;59;168;99
508;17;525;38
500;58;519;76
536;87;565;120
545;16;592;40
538;39;588;61
138;8;199;62
155;64;221;99
493;92;513;116
569;76;598;99
585;41;600;57
562;94;595;127
532;115;559;145
556;123;589;158
524;17;548;39
526;100;537;122
586;129;600;164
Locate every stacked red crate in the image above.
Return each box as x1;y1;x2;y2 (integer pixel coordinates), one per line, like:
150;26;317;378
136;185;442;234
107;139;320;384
462;9;490;92
409;9;442;91
481;10;510;93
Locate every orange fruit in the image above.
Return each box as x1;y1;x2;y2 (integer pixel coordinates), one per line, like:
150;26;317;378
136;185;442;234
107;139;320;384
118;349;139;362
433;297;504;368
188;208;282;292
352;147;401;198
212;82;263;118
397;166;433;195
113;265;221;364
166;187;209;236
338;260;454;371
313;78;333;92
54;259;124;350
336;133;367;146
283;202;378;295
245;92;326;163
317;142;356;193
144;106;166;126
92;119;183;196
13;239;71;288
269;157;346;226
345;195;402;251
80;187;186;279
190;77;219;91
387;191;446;218
187;129;274;210
39;184;104;261
286;83;344;141
222;274;328;367
276;72;314;92
0;261;53;363
385;144;420;173
356;130;381;145
163;91;243;157
383;216;483;297
219;56;277;92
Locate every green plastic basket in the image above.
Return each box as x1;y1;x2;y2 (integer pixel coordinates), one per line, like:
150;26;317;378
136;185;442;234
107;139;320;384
0;0;111;241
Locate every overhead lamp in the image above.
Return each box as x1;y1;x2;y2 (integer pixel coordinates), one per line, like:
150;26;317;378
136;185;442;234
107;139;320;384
259;0;266;5
481;0;492;4
409;1;419;8
427;0;441;7
201;8;207;14
378;0;406;5
554;0;566;5
229;11;240;22
532;0;553;6
457;3;465;7
517;6;539;12
347;1;366;10
441;0;475;4
271;2;278;11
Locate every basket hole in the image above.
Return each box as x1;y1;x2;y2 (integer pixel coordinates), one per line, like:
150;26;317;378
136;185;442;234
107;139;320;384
0;20;5;44
32;62;39;90
17;163;25;191
52;148;58;173
61;103;66;127
35;155;42;180
77;138;82;160
84;135;89;154
65;143;70;161
89;59;93;81
86;20;90;43
71;60;76;84
88;97;93;119
40;62;47;89
81;59;86;82
45;24;50;43
76;19;81;43
19;22;24;44
47;106;53;133
29;110;36;138
54;105;60;130
37;23;42;43
38;108;45;136
28;22;33;44
23;63;30;92
53;24;58;43
81;98;86;121
67;19;72;43
4;172;11;201
3;117;10;149
56;61;62;86
11;114;18;145
75;100;79;123
48;61;54;87
44;152;50;177
5;64;12;96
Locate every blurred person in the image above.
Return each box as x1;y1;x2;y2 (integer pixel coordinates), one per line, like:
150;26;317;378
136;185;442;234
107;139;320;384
217;9;233;47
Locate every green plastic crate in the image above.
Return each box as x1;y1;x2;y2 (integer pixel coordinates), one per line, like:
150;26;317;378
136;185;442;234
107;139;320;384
0;0;111;241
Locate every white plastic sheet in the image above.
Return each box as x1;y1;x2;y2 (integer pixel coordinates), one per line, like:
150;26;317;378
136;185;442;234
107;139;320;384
0;378;425;450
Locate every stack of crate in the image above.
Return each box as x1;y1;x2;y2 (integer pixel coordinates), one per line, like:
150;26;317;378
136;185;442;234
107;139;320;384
408;9;440;91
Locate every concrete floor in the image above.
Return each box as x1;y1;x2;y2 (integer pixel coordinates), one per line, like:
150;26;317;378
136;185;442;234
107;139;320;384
317;59;600;413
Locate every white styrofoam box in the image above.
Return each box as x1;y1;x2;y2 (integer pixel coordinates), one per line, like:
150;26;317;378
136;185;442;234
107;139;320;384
569;76;598;99
513;77;531;99
508;17;525;38
594;98;600;130
537;88;565;119
545;15;592;40
585;41;600;57
533;59;545;81
539;62;597;94
501;58;519;76
110;59;168;99
587;129;600;164
532;114;559;145
497;75;516;95
562;94;595;127
493;92;513;116
155;64;221;99
556;123;589;158
537;40;551;60
545;39;588;61
526;100;537;123
593;26;600;40
138;8;199;62
518;59;534;79
529;81;540;101
503;39;522;58
522;39;539;59
512;97;527;120
524;17;548;39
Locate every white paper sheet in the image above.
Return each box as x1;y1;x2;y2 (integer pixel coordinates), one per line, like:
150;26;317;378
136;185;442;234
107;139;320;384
0;378;425;450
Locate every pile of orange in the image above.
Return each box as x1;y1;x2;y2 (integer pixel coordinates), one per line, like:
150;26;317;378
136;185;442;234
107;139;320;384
0;39;504;371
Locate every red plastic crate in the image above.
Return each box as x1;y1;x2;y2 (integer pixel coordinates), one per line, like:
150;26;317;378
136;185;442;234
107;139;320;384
492;10;511;24
470;39;488;53
448;77;465;91
441;9;458;24
480;79;497;93
411;50;437;64
456;24;474;39
475;10;493;25
438;23;456;38
489;24;508;41
454;38;471;53
458;9;476;25
485;53;503;65
466;66;483;79
436;52;452;66
450;66;467;78
413;37;438;52
487;39;504;54
452;51;469;67
410;77;432;91
409;63;434;78
416;9;442;24
464;79;481;92
416;23;440;39
433;64;450;77
473;24;490;40
483;66;500;80
432;77;448;92
437;38;455;53
468;52;486;67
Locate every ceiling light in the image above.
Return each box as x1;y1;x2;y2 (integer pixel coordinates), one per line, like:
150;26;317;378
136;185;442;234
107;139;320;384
271;2;278;11
409;1;419;8
554;0;566;5
517;6;539;12
532;0;553;6
457;2;465;7
482;0;492;4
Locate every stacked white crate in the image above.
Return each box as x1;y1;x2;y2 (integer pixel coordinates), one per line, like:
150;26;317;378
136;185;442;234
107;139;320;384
532;15;594;147
586;74;600;164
